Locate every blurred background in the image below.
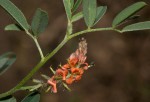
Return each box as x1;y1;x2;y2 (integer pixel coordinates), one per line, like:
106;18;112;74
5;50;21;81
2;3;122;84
0;0;150;102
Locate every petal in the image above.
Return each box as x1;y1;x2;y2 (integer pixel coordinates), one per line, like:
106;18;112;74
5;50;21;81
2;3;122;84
75;75;82;81
71;68;79;73
75;49;80;56
66;76;75;85
62;64;70;69
69;53;76;60
79;55;86;64
83;63;89;70
69;58;78;66
47;79;57;93
56;69;68;80
79;69;84;75
71;68;84;75
52;83;57;93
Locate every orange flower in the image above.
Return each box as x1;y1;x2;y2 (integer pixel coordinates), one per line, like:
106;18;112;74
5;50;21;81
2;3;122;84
75;75;82;81
71;68;84;81
62;64;70;69
47;77;57;93
66;76;75;84
55;68;68;80
71;68;84;75
69;53;78;66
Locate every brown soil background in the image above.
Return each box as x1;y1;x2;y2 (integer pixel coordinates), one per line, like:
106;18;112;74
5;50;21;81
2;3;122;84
0;0;150;102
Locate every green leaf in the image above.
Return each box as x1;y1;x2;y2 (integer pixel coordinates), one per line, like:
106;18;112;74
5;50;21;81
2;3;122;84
93;6;107;26
0;96;16;102
20;84;42;91
31;8;49;36
71;0;74;9
5;24;24;31
71;12;83;22
112;2;147;27
21;91;40;102
63;0;72;20
0;52;16;75
83;0;97;27
0;0;29;31
128;15;140;20
122;21;150;32
72;0;82;12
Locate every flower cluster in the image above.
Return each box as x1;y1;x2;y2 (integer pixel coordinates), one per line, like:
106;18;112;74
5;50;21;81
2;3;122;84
47;38;90;93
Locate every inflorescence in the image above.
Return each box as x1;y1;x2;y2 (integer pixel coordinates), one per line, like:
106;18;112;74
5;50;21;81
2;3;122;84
47;38;92;93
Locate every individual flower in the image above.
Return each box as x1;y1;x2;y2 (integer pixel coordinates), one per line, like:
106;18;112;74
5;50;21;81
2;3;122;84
68;53;78;67
62;64;70;69
71;67;84;81
47;76;57;93
65;75;75;85
55;68;68;80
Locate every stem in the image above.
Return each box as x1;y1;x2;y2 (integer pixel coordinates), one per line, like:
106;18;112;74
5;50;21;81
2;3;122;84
26;31;44;60
0;27;121;98
67;21;73;35
33;38;44;60
69;27;121;39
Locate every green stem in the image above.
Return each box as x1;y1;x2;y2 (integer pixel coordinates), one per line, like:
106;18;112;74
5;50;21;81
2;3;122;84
67;21;73;35
33;38;44;60
26;31;44;60
69;27;114;39
0;27;121;98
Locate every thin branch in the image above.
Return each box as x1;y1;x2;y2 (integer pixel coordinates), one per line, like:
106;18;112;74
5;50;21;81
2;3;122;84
26;31;44;60
33;38;44;60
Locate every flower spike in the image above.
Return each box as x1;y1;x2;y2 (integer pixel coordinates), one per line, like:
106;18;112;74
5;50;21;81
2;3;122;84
47;38;92;93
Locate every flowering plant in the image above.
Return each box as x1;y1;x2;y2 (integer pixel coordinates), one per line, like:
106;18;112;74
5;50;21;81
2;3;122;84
0;0;150;102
